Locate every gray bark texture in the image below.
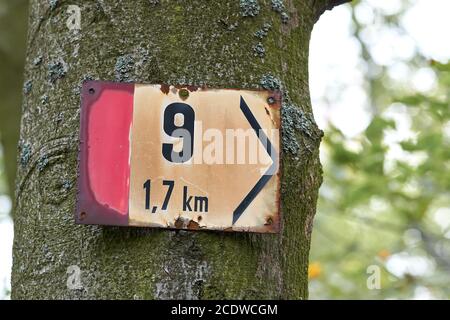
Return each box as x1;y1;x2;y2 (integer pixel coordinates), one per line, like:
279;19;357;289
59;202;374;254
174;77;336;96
12;0;348;299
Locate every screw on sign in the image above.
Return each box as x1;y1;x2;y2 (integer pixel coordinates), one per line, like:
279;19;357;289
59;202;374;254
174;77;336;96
75;81;281;233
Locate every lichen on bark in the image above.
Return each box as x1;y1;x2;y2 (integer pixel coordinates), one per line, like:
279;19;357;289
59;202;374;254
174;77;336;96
12;0;348;299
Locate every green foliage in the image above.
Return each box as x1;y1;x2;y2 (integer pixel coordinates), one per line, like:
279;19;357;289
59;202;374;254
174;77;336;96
0;0;28;300
0;146;6;195
310;1;450;299
0;0;28;195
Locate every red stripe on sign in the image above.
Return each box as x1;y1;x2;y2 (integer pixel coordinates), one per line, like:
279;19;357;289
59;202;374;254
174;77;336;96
76;82;134;225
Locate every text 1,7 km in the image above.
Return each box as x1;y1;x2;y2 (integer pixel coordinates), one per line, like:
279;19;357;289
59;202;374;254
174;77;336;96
143;179;209;214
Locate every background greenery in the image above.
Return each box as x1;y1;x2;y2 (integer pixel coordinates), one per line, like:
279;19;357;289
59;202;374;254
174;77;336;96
0;0;28;300
309;0;450;299
0;0;449;299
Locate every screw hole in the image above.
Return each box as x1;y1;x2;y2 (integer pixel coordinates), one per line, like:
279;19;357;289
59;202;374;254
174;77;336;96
179;88;189;99
88;88;95;94
197;215;202;222
79;211;87;220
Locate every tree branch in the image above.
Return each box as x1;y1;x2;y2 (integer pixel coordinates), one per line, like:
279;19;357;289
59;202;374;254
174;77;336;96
313;0;352;22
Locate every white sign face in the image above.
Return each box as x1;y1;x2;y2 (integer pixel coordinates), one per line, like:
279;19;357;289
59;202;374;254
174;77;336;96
76;82;281;233
129;85;281;233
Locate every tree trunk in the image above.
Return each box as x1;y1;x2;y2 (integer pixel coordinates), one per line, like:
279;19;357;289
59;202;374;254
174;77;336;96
12;0;347;299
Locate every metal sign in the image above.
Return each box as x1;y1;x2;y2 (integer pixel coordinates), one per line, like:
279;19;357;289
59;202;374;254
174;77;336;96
76;81;281;233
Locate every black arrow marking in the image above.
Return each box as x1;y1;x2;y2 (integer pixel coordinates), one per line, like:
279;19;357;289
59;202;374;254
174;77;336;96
232;96;278;225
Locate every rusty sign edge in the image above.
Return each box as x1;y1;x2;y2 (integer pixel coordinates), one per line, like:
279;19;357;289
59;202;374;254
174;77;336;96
75;81;282;234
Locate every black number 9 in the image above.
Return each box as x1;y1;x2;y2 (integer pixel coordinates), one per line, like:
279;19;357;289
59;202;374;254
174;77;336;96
162;102;195;163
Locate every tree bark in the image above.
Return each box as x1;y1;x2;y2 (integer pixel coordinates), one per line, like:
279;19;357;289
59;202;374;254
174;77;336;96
12;0;348;299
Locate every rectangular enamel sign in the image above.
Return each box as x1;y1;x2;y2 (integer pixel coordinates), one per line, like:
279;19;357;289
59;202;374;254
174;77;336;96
76;81;281;233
